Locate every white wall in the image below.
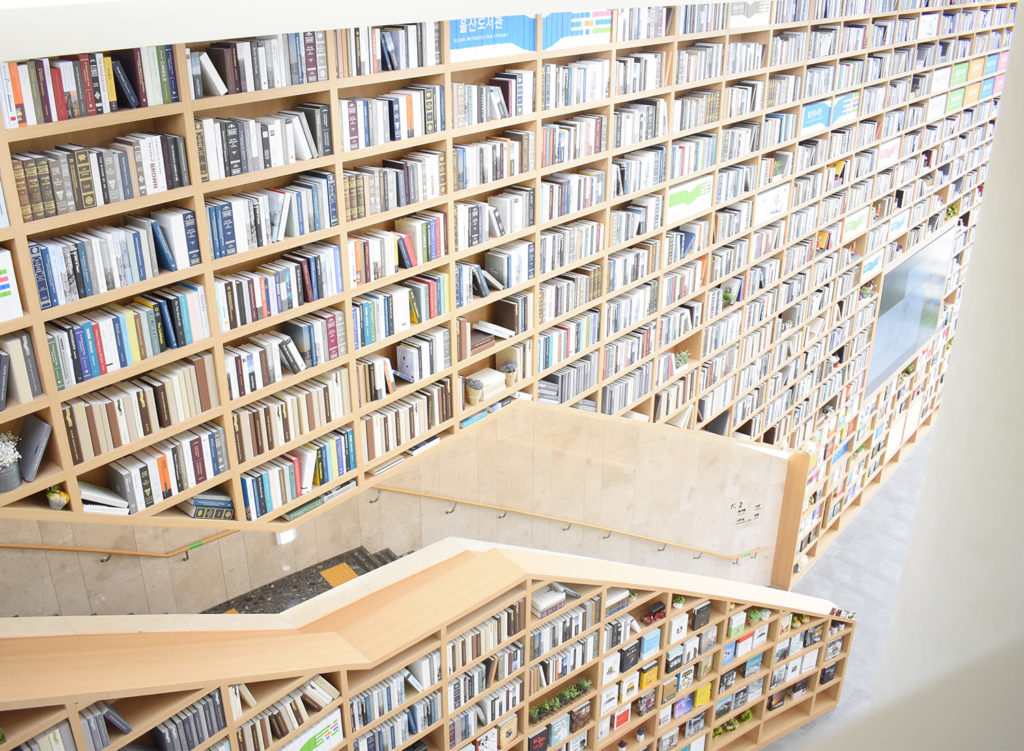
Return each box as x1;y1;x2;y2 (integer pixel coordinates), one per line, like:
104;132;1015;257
816;27;1024;751
0;0;607;60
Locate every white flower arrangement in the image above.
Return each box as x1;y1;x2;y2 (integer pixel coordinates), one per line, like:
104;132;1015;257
0;432;20;470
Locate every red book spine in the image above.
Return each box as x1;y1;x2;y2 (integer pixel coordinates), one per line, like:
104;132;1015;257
49;66;69;121
77;55;96;116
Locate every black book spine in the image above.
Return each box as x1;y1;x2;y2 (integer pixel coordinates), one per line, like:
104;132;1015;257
223;121;243;176
162;135;181;189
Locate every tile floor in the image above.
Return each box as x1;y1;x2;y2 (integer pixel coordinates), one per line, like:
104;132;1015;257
764;431;933;750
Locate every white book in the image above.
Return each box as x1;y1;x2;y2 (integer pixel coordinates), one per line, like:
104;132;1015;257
0;249;22;321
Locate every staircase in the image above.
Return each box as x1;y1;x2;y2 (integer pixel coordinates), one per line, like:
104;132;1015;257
206;545;406;614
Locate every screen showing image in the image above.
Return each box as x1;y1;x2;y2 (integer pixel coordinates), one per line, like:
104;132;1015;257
866;229;956;394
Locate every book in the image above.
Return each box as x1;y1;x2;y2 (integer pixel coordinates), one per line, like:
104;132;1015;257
547;714;569;747
0;249;23;321
18;413;51;482
0;330;41;403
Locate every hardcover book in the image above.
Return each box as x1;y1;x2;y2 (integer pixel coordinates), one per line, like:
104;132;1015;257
547;714;570;747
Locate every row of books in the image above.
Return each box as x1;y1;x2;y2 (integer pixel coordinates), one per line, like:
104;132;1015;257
152;692;227;751
189;32;328;98
104;422;228;514
211;242;345;332
28;209;197;310
234;677;339;751
361;379;452;460
240;427;357;518
342;149;447;221
206;170;338;258
62;353;219;464
1;47;180;129
347;211;447;286
451;70;535;128
231;367;351;463
339;84;444;151
351;272;449;348
11;132;190;222
194;104;332;182
46;283;211;390
339;22;444;76
452;131;534;191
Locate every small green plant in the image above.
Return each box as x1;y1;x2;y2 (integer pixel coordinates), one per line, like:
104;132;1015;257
724;719;739;732
722;288;736;305
713;727;724;738
673;350;689;369
672;594;686;606
738;709;754;723
529;679;592;723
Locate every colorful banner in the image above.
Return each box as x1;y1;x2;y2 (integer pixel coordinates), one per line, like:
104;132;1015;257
448;16;536;62
801;99;831;137
541;11;612;50
831;92;860;127
667;175;713;223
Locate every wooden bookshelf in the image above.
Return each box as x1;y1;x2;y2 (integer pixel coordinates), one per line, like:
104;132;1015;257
0;540;856;751
0;2;1014;585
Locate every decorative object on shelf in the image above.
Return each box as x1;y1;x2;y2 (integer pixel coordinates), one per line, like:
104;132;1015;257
900;362;917;380
721;288;736;306
723;718;738;732
859;283;876;299
674;350;689;370
46;484;69;510
466;377;484;405
738;709;754;723
636;727;646;743
0;432;20;493
501;360;518;387
528;677;592;724
672;594;685;609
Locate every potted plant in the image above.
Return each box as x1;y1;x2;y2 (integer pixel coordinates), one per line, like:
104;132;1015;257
713;727;724;738
46;484;69;510
673;350;689;371
500;360;518;387
529;707;541;724
0;432;21;493
672;594;686;609
724;719;738;732
722;288;736;306
465;377;484;405
738;709;754;723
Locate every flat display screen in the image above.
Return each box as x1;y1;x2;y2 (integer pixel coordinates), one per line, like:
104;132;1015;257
866;228;956;394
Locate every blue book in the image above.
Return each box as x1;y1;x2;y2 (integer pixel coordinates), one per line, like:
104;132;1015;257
148;296;178;350
173;287;194;345
70;324;92;382
150;220;177;271
207;205;223;258
721;641;736;666
163;45;180;102
109;313;128;367
73;239;95;298
76;320;101;380
28;243;55;310
181;210;201;266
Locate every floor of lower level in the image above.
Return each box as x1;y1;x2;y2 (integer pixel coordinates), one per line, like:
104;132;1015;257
764;430;933;749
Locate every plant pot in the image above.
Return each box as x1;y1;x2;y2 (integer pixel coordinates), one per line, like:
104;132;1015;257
504;373;515;387
466;388;482;405
48;494;68;510
0;462;20;493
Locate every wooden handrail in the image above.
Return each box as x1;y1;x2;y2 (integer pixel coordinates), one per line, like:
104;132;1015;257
0;530;234;559
0;491;768;564
377;487;769;563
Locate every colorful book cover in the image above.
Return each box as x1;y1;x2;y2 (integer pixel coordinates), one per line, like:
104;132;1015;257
541;11;612;50
673;692;693;718
800;99;831;137
693;683;711;708
721;641;736;666
449;16;536;62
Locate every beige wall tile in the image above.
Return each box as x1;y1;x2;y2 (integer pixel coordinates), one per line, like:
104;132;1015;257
73;525;142;598
243;528;296;589
139;556;177;614
0;549;60;616
46;550;91;615
217;532;253;601
167;542;228;613
88;574;150;615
